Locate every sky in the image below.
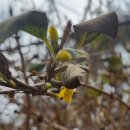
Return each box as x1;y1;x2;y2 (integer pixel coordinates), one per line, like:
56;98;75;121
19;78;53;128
0;0;129;23
0;0;85;21
0;0;101;23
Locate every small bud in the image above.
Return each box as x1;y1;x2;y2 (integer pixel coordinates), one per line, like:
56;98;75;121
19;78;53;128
25;70;37;79
49;26;58;41
56;50;72;62
48;26;59;52
39;73;48;80
0;72;16;88
44;82;52;89
39;82;52;94
31;70;37;76
8;80;16;88
8;91;15;99
0;77;5;82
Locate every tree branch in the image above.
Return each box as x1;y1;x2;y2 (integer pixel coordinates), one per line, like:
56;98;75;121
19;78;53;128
0;90;18;95
15;35;31;130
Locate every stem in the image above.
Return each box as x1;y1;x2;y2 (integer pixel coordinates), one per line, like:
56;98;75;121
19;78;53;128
15;35;31;130
42;37;56;57
0;90;18;94
83;84;130;109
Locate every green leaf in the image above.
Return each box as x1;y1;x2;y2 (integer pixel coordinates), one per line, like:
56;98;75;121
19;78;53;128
0;53;12;79
90;34;109;50
0;11;48;43
73;12;118;48
64;48;88;60
77;32;99;49
42;37;55;57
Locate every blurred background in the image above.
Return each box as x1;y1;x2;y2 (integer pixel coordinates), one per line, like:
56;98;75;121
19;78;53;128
1;0;130;130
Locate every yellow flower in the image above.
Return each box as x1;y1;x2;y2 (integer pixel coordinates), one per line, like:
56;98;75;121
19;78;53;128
56;50;72;62
57;87;75;103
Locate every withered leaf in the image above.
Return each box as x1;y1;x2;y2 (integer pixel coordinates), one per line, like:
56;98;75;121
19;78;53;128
61;63;88;89
0;53;12;79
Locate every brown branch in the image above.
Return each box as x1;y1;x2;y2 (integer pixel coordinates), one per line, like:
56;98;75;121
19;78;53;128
0;77;38;93
0;77;58;98
58;21;72;51
84;84;130;109
15;35;31;130
0;90;18;94
82;0;92;20
12;78;37;91
39;64;67;79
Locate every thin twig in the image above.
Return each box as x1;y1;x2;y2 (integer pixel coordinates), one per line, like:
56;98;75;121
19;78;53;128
84;84;130;109
15;35;31;130
0;90;18;94
82;0;92;20
33;82;45;87
39;64;67;79
58;21;72;51
12;78;37;91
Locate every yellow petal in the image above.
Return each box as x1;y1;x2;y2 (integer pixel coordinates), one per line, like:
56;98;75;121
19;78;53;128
57;88;65;98
57;87;74;103
63;95;72;103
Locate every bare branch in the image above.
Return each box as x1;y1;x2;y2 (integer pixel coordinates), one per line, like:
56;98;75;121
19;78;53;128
82;0;92;20
84;84;130;109
15;34;31;130
0;90;18;95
